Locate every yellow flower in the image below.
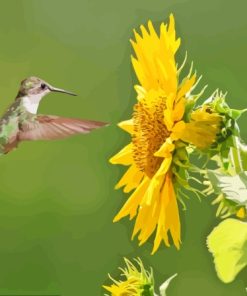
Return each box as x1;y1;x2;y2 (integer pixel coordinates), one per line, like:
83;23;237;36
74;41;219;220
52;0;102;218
103;258;154;296
110;14;221;253
103;278;141;296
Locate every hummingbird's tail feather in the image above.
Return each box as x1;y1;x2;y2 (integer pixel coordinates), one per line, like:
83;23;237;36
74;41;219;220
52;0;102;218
3;138;19;154
18;115;109;141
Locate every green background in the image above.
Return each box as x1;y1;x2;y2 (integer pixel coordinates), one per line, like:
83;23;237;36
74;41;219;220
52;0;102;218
0;0;246;295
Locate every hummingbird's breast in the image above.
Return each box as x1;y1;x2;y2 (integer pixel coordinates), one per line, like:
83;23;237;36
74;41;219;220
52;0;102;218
0;100;25;154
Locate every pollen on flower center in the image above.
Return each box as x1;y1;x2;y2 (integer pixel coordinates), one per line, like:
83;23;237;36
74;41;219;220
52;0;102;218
132;96;170;178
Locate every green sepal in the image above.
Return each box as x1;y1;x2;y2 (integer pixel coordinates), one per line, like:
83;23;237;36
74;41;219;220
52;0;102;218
238;140;247;171
229;108;247;120
159;274;177;296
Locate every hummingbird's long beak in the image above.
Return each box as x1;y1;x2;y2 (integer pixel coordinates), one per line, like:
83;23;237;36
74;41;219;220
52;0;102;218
49;85;77;96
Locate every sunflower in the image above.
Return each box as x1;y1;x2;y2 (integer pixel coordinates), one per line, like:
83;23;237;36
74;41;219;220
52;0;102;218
103;258;178;296
103;258;154;296
110;14;221;253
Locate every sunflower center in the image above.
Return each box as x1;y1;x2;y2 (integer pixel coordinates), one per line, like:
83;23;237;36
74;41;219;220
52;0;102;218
132;97;170;178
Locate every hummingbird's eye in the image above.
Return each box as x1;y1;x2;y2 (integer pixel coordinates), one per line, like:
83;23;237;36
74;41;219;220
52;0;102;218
41;83;47;90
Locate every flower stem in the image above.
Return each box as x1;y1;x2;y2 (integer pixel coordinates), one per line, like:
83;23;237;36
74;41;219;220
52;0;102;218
231;136;242;174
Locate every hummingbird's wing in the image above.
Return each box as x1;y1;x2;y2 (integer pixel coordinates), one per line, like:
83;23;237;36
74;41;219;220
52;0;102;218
19;115;108;141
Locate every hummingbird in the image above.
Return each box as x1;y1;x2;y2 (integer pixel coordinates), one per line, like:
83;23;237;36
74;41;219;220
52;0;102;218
0;76;108;154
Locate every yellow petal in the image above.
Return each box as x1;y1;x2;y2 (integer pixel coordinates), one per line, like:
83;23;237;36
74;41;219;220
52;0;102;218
142;173;164;206
152;173;181;254
115;164;144;193
152;200;169;253
142;157;172;206
147;20;158;39
165;176;181;249
133;199;161;245
178;122;219;149
191;108;222;124
177;74;196;100
134;85;147;100
113;177;150;222
131;15;180;93
118;119;134;134
110;143;133;165
174;107;221;148
155;138;175;158
170;121;186;141
102;285;114;293
154;157;172;178
131;56;146;88
163;94;177;131
163;109;175;131
173;97;186;122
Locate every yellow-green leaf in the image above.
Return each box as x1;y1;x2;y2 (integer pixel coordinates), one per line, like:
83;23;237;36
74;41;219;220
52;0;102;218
207;218;247;283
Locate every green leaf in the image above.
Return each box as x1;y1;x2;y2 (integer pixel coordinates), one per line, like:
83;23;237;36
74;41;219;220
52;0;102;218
229;108;247;120
207;219;247;283
207;170;247;205
238;140;247;171
159;274;177;296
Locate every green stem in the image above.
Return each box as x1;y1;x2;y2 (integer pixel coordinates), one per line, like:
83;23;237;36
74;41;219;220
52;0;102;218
142;287;155;296
231;136;242;174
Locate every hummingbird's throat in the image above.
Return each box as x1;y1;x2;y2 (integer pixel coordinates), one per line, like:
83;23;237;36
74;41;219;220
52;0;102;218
22;94;43;114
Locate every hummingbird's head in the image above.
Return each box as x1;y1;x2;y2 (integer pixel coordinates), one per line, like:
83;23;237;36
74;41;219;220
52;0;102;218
16;76;77;114
17;76;77;98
